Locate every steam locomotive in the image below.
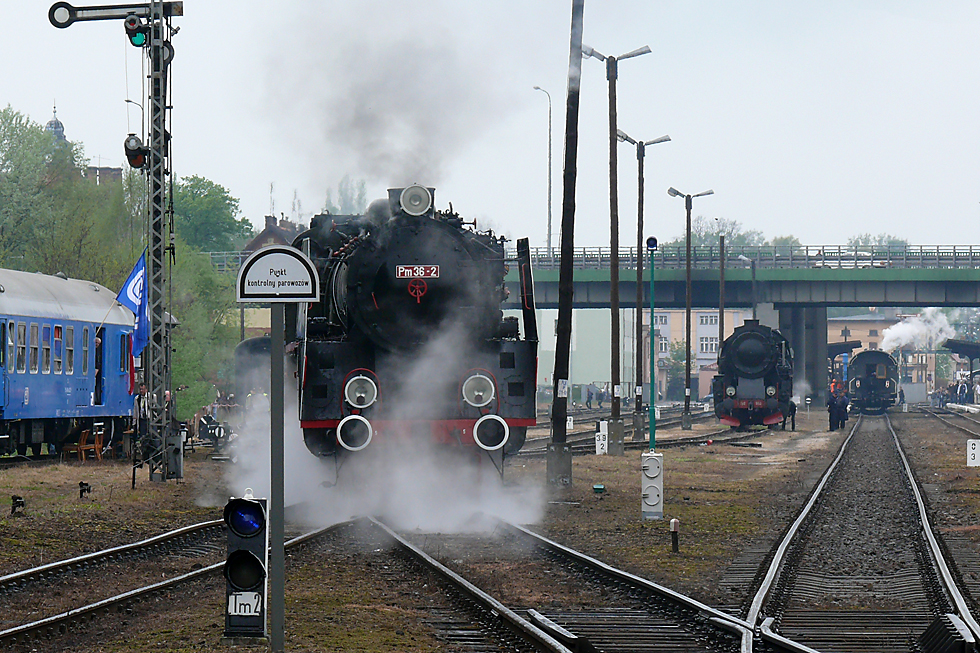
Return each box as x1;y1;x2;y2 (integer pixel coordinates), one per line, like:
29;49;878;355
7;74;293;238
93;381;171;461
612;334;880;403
712;320;794;429
280;186;538;460
847;350;898;414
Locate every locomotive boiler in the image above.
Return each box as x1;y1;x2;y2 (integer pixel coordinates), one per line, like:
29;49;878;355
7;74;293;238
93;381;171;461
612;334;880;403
847;349;898;414
283;186;538;460
712;320;794;428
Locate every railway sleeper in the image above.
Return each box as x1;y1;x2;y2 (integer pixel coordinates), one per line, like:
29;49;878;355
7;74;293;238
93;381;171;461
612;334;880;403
919;614;974;653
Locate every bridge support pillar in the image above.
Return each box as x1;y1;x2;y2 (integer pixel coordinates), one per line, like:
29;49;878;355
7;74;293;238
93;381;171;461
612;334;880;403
781;306;808;403
805;306;829;407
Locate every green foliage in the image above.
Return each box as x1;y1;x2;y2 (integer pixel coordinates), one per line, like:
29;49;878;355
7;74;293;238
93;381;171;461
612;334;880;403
663;339;689;401
661;216;766;249
169;242;238;420
847;233;909;248
173;175;254;252
322;175;368;215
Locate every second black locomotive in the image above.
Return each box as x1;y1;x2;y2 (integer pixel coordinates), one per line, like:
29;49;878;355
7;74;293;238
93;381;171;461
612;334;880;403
846;350;898;414
712;320;794;429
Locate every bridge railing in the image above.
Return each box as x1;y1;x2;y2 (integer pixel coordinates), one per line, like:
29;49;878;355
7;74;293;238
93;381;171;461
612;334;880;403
504;245;980;270
210;245;980;274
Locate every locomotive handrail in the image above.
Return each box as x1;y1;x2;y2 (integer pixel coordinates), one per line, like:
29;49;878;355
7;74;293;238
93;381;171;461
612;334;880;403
210;245;980;274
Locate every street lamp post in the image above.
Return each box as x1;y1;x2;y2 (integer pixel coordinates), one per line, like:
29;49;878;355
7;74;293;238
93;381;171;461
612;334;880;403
583;44;650;433
533;86;553;258
646;236;658;449
737;254;757;319
668;187;714;429
618;129;669;441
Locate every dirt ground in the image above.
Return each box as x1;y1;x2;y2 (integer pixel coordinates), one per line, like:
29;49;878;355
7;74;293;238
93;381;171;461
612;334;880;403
4;409;975;652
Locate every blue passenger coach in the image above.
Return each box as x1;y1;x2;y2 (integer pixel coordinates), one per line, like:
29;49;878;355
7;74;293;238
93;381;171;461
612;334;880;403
0;268;135;456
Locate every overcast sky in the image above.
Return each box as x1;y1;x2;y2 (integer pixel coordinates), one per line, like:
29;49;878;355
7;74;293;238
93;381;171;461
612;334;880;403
5;1;979;249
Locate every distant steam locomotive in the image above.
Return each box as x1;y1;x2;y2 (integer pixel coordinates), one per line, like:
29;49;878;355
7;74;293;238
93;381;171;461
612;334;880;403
847;350;898;414
712;320;794;429
275;185;538;460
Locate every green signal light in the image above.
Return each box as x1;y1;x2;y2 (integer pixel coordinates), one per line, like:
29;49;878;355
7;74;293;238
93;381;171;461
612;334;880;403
130;32;146;47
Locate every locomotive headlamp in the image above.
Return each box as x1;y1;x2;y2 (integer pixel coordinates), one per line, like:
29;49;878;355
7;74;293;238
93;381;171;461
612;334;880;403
462;373;496;408
766;386;776;397
337;415;373;451
725;386;736;397
473;414;509;451
344;375;378;408
399;185;433;216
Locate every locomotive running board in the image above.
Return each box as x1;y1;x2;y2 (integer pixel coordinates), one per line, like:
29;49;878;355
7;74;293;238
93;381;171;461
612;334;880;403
516;238;538;343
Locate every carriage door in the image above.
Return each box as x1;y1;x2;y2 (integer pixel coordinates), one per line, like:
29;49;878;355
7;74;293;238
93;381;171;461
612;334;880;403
0;321;6;413
94;327;105;406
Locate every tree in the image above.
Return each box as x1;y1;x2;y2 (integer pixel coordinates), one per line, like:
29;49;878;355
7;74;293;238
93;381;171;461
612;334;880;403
847;233;908;248
173;176;254;252
322;175;368;215
168;240;240;421
661;216;765;249
663;339;689;401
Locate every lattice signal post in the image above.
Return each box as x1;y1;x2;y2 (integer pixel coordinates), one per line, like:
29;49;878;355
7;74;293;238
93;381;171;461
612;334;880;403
50;1;183;481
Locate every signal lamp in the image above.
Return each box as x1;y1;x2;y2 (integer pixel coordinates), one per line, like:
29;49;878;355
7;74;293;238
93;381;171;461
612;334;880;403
123;134;148;169
123;14;148;47
223;491;268;637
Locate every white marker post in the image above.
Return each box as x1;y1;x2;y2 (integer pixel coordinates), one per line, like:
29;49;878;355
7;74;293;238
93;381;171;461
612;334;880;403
968;440;980;467
237;246;319;653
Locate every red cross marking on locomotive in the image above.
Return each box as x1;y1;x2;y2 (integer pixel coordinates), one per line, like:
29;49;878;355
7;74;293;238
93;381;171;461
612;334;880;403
407;279;427;303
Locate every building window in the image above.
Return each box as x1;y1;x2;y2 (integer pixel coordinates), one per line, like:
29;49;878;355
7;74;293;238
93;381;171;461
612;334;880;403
868;329;878;336
659;339;669;353
699;314;718;326
699;336;719;353
654;314;667;325
868;342;878;350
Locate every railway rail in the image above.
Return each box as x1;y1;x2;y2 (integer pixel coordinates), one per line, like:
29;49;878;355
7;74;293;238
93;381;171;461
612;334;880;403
743;413;980;652
0;519;345;648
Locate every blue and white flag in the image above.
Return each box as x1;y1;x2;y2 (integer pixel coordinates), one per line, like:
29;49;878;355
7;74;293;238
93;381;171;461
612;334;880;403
117;250;149;358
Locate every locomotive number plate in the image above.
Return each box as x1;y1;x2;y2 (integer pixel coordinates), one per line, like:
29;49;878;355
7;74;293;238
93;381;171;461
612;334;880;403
396;265;440;279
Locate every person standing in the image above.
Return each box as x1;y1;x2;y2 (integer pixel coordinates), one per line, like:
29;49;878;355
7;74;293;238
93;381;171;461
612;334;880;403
827;390;838;431
133;384;150;462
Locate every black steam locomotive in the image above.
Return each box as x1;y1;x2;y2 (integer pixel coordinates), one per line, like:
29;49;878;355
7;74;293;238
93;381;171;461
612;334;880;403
282;186;538;460
712;320;794;428
847;350;898;414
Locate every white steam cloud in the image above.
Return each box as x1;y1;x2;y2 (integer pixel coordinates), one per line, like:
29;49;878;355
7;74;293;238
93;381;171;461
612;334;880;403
224;327;544;534
880;307;956;352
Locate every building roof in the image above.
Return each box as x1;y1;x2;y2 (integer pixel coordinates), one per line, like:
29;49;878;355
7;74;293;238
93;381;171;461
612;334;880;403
45;104;66;142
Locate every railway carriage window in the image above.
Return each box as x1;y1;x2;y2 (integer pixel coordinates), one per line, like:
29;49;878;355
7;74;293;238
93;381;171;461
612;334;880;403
16;323;26;373
53;325;62;374
7;321;13;370
65;326;74;374
0;323;4;368
29;323;38;373
82;327;89;375
41;325;51;373
119;333;129;371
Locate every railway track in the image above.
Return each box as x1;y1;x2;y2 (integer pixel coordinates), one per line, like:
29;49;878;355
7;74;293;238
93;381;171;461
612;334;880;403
0;518;345;648
742;413;980;652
